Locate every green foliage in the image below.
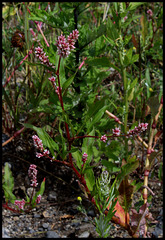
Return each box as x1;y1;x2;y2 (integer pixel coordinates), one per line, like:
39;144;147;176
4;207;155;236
2;2;163;237
2;163;16;204
24;123;59;156
94;213;112;238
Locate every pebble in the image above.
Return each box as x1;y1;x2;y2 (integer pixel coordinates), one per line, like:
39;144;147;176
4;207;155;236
33;214;41;218
2;227;11;238
46;231;61;238
78;231;90;238
47;191;57;201
42;223;49;229
87;209;96;217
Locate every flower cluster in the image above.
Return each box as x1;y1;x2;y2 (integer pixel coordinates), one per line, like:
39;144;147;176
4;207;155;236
35;46;54;68
100;135;107;143
48;76;56;84
32;135;50;159
127;123;148;137
147;9;153;17
30;28;40;43
112;127;121;136
36;149;50;158
36;194;42;204
48;76;62;97
32;135;43;152
28;164;38;187
124;16;128;21
82;152;88;168
82;152;88;163
56;29;79;58
15;199;26;210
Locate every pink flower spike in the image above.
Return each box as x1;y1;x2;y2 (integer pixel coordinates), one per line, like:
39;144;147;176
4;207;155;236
147;9;153;17
36;152;43;158
100;135;107;143
32;135;44;152
28;164;38;187
43;149;50;157
56;29;79;58
15;199;26;210
82;152;88;163
36;194;42;204
48;76;56;83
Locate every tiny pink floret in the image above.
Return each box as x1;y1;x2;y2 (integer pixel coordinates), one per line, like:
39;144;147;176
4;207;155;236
100;135;107;143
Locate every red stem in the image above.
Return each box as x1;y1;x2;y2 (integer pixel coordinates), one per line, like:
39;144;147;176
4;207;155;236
3;48;33;88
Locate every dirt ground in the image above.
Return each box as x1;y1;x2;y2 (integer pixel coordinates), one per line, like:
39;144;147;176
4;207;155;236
2;132;163;238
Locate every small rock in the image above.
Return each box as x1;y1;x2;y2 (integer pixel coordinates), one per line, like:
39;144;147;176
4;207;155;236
78;231;90;238
42;223;49;229
46;231;61;238
87;209;96;217
83;217;89;222
13;216;19;221
43;210;50;218
38;227;43;231
71;221;80;228
47;191;57;201
2;228;11;238
33;214;41;218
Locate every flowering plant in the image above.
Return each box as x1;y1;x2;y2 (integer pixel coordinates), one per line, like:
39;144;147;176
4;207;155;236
2;163;45;213
2;2;163;238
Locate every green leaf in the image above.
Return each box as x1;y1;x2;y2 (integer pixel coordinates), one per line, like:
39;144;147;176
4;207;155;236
84;168;95;191
72;150;83;169
127;88;134;101
106;140;121;157
101;160;120;173
80;23;107;50
116;157;139;188
103;35;115;47
87;106;107;131
62;73;76;92
82;128;95;162
127;2;146;11
126;48;133;62
2;163;16;203
106;17;119;40
86;97;106;120
124;35;132;46
131;54;139;63
86;57;120;72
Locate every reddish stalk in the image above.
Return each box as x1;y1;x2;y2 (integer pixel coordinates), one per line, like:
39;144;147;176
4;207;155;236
3;49;33;88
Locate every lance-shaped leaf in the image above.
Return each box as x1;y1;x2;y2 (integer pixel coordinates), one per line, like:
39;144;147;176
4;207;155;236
140;15;148;44
118;177;134;212
2;163;16;204
116;156;139;188
84;168;95;192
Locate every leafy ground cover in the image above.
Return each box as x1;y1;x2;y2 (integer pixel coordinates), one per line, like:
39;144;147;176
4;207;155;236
2;2;163;238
